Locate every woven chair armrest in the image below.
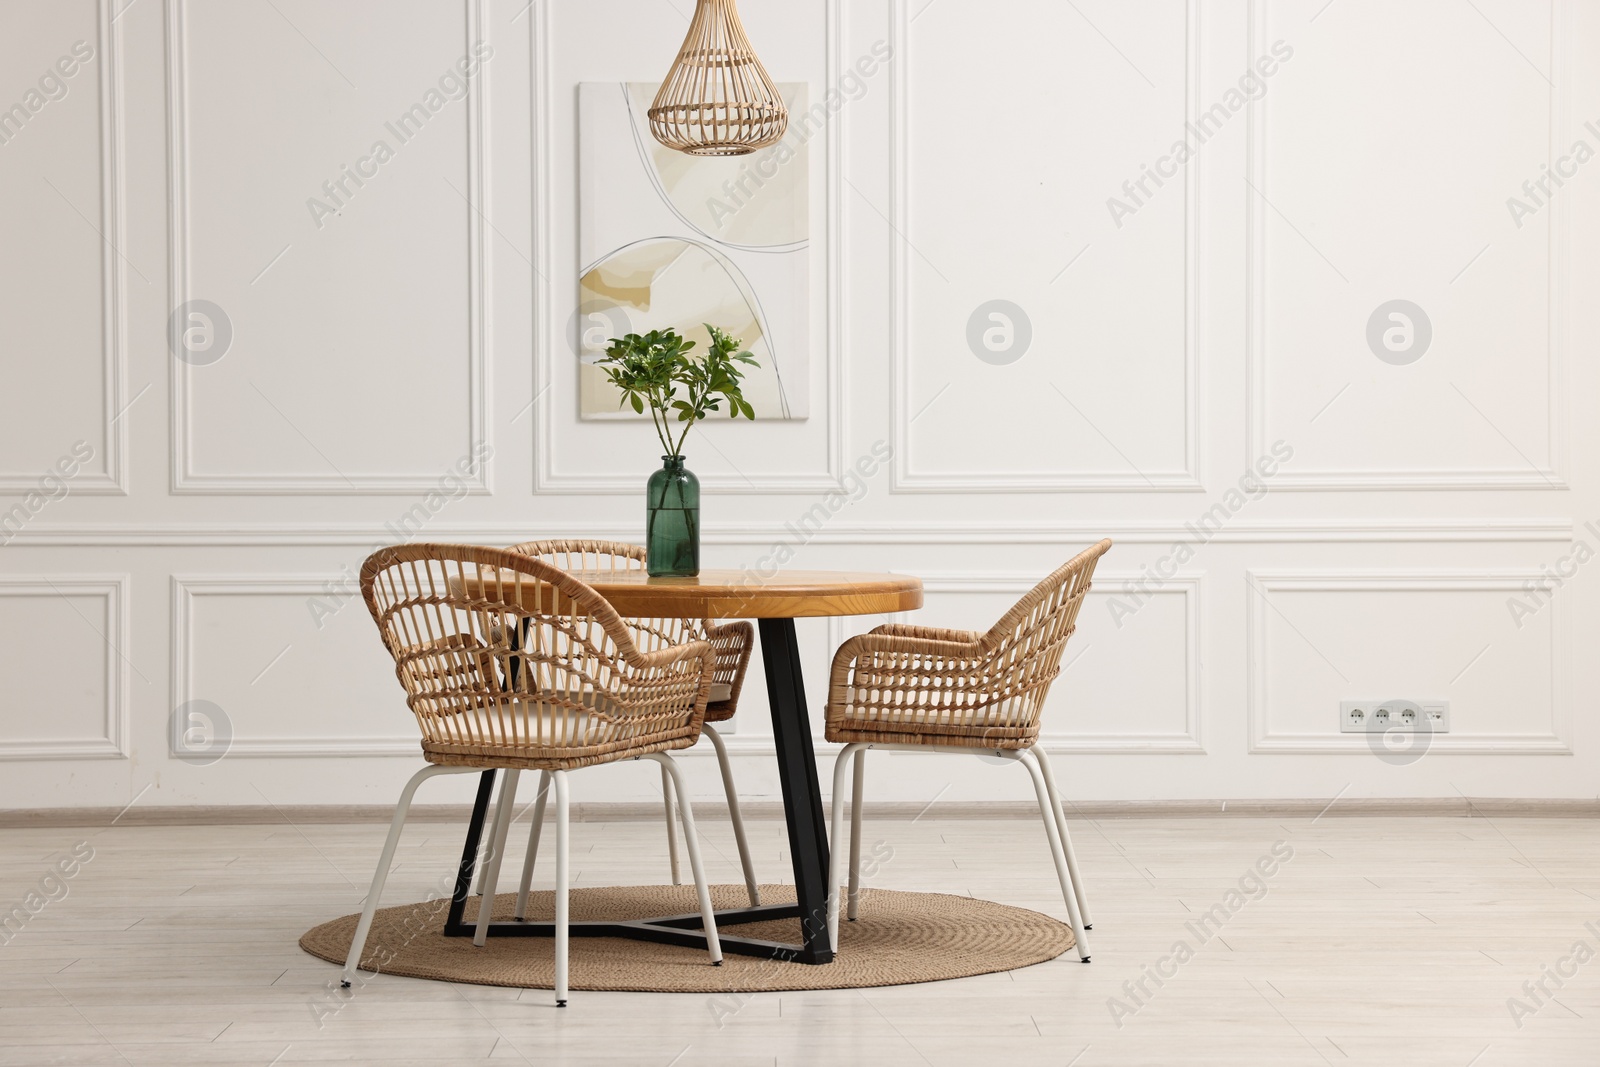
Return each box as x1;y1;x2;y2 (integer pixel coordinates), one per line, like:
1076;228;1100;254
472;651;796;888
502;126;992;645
827;631;990;727
632;636;716;673
704;619;751;642
829;630;987;683
612;638;716;734
868;622;986;646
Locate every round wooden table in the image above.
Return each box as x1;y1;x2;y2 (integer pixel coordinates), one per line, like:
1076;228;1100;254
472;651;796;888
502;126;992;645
441;568;923;966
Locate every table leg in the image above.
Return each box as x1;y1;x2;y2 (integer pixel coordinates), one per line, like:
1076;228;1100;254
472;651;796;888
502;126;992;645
443;770;497;932
757;617;833;963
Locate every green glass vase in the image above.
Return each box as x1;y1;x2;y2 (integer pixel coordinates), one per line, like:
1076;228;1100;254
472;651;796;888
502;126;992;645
646;455;700;577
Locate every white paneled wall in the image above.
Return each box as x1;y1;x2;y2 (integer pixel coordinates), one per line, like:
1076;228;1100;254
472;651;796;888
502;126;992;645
0;0;125;494
1;0;1596;809
895;1;1197;491
1249;0;1565;489
169;0;486;492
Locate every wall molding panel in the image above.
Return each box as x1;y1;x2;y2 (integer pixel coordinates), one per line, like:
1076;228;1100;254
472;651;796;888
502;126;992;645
1245;0;1568;491
0;576;130;760
170;575;419;757
165;0;490;495
1246;570;1570;755
888;0;1203;493
0;0;128;496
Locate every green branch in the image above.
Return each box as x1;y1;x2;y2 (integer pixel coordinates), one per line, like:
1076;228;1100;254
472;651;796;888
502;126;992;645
593;324;760;459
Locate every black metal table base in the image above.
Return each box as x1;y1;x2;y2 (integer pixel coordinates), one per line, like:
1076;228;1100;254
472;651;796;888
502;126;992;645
442;904;812;961
443;617;835;964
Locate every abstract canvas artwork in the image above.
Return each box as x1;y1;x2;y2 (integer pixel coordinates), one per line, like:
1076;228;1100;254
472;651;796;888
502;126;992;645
577;82;809;420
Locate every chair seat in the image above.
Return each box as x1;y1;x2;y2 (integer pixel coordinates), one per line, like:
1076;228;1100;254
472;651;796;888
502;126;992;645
420;684;731;769
422;692;700;768
485;677;732;708
705;681;735;722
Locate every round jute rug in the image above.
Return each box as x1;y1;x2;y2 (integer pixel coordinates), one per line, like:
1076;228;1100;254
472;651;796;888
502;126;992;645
298;884;1075;992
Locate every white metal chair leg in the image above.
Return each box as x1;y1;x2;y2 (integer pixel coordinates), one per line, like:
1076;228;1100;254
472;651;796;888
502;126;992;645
514;770;551;921
473;770;517;897
661;763;682;886
826;743;864;952
553;770;570;1007
487;769;521;888
343;765;475;987
1031;746;1092;929
703;724;759;906
646;753;723;965
1017;749;1090;961
847;746;865;921
473;768;520;946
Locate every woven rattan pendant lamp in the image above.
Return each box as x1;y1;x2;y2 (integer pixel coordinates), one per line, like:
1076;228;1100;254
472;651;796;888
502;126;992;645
648;0;787;157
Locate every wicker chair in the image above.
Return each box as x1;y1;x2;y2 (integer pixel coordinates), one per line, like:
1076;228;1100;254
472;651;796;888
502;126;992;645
824;539;1111;962
472;539;760;911
345;544;724;1007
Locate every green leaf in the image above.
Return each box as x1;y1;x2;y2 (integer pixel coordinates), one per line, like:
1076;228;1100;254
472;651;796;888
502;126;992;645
595;322;763;446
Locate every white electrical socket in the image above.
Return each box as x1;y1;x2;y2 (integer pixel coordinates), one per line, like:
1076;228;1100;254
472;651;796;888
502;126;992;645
1340;700;1449;733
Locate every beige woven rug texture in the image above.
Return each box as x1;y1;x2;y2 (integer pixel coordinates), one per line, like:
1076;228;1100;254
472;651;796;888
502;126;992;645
300;884;1075;993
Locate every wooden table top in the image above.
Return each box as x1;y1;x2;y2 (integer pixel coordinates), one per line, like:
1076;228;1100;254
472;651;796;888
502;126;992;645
459;568;922;619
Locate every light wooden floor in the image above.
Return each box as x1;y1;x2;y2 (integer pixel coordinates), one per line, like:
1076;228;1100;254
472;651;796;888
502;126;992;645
1;810;1597;1066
